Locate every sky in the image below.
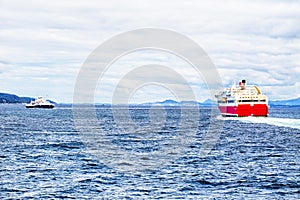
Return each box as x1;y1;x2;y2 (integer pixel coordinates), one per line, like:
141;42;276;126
0;0;299;103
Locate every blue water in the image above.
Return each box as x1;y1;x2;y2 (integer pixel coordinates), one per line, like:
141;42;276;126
0;104;299;199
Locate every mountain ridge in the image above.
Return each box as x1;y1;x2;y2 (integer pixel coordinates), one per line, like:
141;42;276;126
0;92;56;104
269;97;300;106
1;92;299;106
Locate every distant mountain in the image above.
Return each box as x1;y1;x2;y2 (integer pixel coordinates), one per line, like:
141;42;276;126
159;99;181;106
201;99;217;106
139;99;217;107
269;97;300;106
2;91;299;106
0;92;56;104
141;97;300;107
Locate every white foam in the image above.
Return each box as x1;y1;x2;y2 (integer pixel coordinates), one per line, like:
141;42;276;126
217;116;300;130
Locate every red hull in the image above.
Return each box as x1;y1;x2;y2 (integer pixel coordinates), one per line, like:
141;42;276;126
219;104;268;117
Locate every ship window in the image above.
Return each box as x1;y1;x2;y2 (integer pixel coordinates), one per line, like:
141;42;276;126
259;99;266;102
239;100;252;102
227;100;234;103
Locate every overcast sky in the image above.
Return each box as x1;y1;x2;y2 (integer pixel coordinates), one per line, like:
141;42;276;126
1;0;299;103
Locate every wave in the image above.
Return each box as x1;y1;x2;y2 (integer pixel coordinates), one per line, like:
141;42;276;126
218;116;300;130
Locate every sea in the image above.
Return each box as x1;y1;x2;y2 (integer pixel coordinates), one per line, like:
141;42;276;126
0;104;299;199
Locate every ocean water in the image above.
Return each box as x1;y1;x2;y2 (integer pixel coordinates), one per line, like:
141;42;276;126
0;104;299;199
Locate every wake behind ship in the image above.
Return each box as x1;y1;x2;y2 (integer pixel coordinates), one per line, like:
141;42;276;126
215;80;268;117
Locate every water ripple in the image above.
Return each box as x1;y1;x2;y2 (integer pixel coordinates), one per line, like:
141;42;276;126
0;105;299;199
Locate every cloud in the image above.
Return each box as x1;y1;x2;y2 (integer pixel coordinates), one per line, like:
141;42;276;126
0;0;299;102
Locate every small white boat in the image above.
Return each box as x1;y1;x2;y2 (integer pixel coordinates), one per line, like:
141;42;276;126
25;97;55;109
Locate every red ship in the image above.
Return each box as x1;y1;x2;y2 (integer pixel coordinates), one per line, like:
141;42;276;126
215;80;268;117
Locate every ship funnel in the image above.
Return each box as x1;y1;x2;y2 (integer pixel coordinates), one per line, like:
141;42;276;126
239;79;246;89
